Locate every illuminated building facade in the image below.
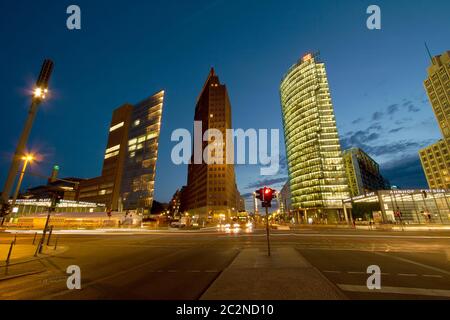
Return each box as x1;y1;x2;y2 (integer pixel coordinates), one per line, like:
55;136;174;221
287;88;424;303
419;51;450;189
343;147;389;197
184;68;238;220
280;53;349;222
121;91;164;211
279;181;292;215
78;104;133;209
79;91;164;213
344;189;450;224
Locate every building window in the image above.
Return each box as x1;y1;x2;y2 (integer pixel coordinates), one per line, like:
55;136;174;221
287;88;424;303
109;122;124;132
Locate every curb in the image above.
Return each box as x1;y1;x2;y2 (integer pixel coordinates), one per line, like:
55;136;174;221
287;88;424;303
0;269;46;282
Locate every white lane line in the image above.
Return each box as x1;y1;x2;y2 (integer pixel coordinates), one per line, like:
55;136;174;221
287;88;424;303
373;252;450;277
188;270;201;273
323;270;341;274
423;274;443;278
338;284;450;298
398;273;418;277
347;271;365;275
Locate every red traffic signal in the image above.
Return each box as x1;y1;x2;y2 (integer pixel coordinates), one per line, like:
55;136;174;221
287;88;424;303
255;188;263;201
255;187;276;207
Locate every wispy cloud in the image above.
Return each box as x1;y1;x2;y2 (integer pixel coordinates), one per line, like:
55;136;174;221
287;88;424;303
372;111;384;121
245;177;287;189
387;104;400;116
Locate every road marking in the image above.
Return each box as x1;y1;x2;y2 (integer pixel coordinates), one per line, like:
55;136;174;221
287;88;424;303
347;271;365;275
338;284;450;298
167;270;177;273
323;270;341;274
288;233;450;240
398;273;418;277
374;252;450;277
423;274;443;278
205;270;219;273
188;270;201;273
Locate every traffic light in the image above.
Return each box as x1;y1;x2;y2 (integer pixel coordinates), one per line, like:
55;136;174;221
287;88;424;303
255;188;263;201
0;203;11;217
255;187;276;207
50;193;62;211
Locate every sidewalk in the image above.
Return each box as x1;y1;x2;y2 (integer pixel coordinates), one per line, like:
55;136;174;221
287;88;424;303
201;247;346;300
0;242;66;281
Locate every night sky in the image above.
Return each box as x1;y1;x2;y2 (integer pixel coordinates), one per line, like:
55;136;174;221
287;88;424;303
0;0;449;208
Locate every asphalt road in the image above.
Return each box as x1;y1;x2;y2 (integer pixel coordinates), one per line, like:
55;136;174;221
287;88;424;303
0;228;449;300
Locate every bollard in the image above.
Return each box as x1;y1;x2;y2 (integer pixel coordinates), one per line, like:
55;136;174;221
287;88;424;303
47;226;53;246
54;236;58;250
34;238;43;257
39;214;51;254
5;241;14;268
32;232;37;245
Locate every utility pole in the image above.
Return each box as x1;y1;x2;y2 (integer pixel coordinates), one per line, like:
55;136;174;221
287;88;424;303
1;59;53;208
265;206;271;257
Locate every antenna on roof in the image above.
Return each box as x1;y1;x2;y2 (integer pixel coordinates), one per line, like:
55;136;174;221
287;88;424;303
424;42;433;61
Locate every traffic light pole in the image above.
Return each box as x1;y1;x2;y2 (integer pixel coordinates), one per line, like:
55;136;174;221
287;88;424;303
265;206;271;257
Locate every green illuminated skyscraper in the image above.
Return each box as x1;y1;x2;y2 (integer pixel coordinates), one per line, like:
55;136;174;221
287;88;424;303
280;53;349;222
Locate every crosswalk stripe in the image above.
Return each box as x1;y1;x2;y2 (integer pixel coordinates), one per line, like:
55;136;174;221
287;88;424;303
338;284;450;298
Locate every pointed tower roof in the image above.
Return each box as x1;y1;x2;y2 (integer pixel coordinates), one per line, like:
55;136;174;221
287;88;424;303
196;67;219;103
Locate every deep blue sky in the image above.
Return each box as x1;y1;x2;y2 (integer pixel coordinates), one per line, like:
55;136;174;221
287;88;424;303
0;0;449;208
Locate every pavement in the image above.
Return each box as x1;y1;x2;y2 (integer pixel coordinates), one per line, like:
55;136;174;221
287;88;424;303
0;228;449;300
201;247;345;300
0;234;67;282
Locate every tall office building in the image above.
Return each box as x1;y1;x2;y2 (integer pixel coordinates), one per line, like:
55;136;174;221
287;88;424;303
280;53;349;221
185;68;238;220
79;91;164;213
78;104;134;209
343;147;389;197
279;181;292;215
419;51;450;189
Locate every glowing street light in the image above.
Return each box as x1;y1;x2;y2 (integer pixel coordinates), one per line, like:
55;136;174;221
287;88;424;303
11;154;35;215
33;87;48;100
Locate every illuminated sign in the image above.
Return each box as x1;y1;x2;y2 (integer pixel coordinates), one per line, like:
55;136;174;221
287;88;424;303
302;54;313;62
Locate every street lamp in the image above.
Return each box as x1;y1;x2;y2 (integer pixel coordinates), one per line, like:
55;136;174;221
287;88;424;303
1;59;53;208
33;87;49;100
11;154;35;215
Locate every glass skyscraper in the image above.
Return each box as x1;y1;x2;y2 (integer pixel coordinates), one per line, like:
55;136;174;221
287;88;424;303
280;53;349;222
79;90;164;214
121;91;164;212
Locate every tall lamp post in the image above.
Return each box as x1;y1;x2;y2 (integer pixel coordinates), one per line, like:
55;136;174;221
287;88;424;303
11;154;34;216
1;59;53;209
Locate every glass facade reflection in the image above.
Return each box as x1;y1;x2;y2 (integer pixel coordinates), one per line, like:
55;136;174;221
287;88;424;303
345;190;450;224
280;53;349;216
121;91;164;212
